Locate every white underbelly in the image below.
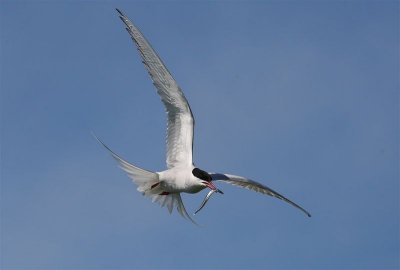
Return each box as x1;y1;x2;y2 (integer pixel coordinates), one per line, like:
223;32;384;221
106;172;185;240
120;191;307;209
158;166;203;193
160;181;205;194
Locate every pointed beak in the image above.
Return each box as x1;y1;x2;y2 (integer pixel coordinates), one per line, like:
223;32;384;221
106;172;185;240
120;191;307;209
203;181;224;194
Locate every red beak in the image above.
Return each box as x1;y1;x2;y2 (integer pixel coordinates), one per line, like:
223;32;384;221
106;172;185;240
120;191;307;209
203;181;224;194
204;181;217;190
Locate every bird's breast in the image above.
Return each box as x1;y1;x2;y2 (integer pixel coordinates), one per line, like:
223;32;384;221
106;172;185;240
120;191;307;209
158;167;204;194
184;185;206;194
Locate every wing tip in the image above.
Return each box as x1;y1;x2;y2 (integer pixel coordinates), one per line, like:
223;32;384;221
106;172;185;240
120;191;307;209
298;206;311;218
115;8;124;16
116;8;129;25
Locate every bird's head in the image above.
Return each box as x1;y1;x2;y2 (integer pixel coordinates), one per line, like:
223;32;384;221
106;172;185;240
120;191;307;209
192;168;223;194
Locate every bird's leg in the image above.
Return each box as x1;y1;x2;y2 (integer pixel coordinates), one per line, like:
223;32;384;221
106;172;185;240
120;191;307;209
151;182;169;195
151;182;160;189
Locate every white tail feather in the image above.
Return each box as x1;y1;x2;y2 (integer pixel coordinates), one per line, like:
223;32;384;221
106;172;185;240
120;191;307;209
93;133;197;224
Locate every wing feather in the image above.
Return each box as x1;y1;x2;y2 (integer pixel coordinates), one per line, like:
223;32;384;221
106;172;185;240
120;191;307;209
116;9;194;169
211;173;311;217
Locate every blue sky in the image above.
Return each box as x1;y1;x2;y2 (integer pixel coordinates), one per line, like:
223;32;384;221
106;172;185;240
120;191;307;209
1;1;398;269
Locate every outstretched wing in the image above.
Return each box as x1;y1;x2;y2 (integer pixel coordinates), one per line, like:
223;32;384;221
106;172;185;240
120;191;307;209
211;173;311;217
116;9;194;169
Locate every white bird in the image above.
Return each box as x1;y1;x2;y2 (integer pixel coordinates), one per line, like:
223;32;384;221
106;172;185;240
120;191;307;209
96;9;311;224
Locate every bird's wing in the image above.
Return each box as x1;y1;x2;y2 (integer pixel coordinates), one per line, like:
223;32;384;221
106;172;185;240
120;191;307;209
210;173;311;217
116;9;194;169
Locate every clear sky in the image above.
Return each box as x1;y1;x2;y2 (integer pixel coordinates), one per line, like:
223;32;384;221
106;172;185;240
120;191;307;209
1;1;398;269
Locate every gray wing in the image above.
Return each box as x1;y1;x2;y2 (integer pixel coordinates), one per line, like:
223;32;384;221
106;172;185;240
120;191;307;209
211;173;311;217
117;9;194;169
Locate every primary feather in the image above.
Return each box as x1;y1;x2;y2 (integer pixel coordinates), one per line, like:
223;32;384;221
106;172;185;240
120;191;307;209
211;173;311;217
116;9;195;169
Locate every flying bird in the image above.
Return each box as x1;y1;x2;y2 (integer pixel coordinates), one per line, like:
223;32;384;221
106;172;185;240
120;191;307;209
96;8;311;224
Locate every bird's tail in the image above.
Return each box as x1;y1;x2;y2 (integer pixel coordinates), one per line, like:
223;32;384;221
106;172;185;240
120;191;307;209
92;133;198;224
92;133;160;193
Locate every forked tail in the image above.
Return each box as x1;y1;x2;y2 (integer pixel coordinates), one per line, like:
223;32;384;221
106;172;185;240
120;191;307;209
92;133;159;192
92;133;197;225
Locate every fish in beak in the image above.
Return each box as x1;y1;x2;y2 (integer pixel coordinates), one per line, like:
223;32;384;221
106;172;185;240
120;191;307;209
202;181;224;194
194;182;223;215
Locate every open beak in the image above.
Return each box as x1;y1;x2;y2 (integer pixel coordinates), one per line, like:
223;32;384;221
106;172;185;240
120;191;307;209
203;181;224;194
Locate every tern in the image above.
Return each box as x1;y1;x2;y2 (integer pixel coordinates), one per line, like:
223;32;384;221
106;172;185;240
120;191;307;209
96;9;311;224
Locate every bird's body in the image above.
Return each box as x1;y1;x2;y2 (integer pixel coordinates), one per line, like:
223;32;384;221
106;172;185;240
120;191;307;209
158;165;203;194
95;8;311;224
